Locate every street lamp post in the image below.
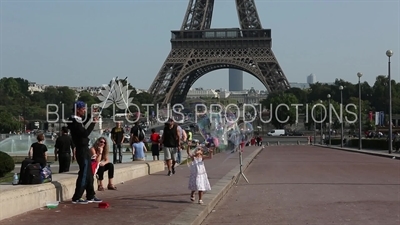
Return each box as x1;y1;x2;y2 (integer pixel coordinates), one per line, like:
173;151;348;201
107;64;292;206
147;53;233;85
327;94;331;146
319;100;323;144
22;96;26;133
339;86;344;147
357;72;363;150
58;90;63;136
313;108;316;145
59;101;62;135
386;50;393;154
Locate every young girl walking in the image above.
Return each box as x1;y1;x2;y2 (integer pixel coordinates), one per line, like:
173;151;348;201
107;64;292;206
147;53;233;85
187;146;213;204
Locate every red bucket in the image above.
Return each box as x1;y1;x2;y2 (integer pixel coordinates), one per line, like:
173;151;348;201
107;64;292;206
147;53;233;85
98;202;110;209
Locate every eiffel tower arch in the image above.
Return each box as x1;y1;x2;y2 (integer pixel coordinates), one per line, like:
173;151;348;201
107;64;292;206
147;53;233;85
148;0;290;105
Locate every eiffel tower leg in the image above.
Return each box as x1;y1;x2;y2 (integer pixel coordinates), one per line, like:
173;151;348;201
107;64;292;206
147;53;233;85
148;50;187;105
236;0;262;29
181;0;214;30
254;50;290;92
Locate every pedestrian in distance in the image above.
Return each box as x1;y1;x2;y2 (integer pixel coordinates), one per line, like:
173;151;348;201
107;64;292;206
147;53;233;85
111;122;125;164
54;126;76;173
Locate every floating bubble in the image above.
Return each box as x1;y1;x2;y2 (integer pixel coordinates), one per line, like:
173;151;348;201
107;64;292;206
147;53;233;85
238;122;254;144
196;109;241;152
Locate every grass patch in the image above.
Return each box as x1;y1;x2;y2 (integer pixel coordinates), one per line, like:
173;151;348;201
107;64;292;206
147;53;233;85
0;173;14;183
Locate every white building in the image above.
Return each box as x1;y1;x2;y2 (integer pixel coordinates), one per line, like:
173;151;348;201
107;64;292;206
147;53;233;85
70;86;102;95
307;73;316;84
28;82;47;94
186;88;219;99
187;87;268;104
289;82;310;89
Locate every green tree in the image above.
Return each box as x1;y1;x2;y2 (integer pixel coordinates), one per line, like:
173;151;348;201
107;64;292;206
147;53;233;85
261;92;299;129
14;78;30;96
43;86;59;104
285;87;308;104
78;91;99;107
57;86;77;106
0;111;20;133
0;78;21;97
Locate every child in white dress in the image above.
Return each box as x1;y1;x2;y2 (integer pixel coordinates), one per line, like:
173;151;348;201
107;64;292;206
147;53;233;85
188;147;213;204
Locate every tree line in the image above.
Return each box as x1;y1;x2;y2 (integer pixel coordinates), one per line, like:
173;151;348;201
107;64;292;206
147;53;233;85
0;75;399;133
0;77;153;133
261;75;400;131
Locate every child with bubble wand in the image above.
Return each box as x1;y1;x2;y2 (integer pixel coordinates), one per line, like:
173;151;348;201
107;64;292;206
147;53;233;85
186;144;213;204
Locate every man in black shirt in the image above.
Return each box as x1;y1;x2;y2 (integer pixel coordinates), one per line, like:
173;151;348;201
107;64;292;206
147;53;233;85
54;126;75;173
67;101;102;204
130;121;145;145
160;118;180;176
111;122;125;164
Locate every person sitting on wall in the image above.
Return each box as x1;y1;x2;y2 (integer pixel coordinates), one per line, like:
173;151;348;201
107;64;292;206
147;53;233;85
90;137;117;191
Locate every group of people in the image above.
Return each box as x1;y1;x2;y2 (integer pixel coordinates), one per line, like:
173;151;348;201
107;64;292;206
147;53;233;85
250;136;263;146
27;100;213;205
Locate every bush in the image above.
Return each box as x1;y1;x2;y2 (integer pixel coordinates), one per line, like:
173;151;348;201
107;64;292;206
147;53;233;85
0;151;15;177
347;139;388;150
325;139;342;145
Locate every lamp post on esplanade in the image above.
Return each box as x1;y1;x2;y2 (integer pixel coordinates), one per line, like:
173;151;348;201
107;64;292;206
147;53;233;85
386;50;393;154
357;72;363;150
327;94;331;146
339;85;344;148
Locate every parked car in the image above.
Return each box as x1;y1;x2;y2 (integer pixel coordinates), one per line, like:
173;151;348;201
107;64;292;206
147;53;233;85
267;129;285;136
287;130;304;136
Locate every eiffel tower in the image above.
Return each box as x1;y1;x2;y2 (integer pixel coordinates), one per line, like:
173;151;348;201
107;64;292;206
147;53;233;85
148;0;290;105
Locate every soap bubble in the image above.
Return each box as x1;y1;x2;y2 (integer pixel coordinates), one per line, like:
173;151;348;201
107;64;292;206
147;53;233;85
196;109;242;152
238;122;254;144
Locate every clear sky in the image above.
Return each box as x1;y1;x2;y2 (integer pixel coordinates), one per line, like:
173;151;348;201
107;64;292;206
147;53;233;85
1;0;399;91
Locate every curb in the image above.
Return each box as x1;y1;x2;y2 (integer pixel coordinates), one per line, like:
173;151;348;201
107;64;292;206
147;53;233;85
314;144;400;160
168;147;264;225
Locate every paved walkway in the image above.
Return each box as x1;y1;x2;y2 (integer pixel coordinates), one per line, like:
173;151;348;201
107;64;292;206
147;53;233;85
316;144;400;159
202;145;400;225
1;146;261;225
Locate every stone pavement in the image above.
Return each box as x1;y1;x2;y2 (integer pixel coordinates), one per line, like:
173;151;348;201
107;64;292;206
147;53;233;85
1;146;262;225
202;145;400;225
316;144;400;159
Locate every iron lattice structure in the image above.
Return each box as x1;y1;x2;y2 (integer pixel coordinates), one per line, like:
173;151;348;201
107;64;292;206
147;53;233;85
148;0;290;105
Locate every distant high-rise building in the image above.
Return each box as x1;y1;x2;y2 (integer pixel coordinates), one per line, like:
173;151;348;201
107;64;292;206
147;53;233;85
229;69;243;91
307;73;316;84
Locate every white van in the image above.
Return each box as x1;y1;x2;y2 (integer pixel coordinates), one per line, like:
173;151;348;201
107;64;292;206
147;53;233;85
267;129;285;136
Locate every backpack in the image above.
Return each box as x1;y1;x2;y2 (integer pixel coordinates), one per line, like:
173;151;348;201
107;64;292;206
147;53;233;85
19;162;42;185
137;127;145;141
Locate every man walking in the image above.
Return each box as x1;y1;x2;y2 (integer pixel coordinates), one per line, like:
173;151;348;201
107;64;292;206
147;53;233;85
67;101;102;204
54;126;75;173
130;121;145;144
160;118;180;176
111;122;125;164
